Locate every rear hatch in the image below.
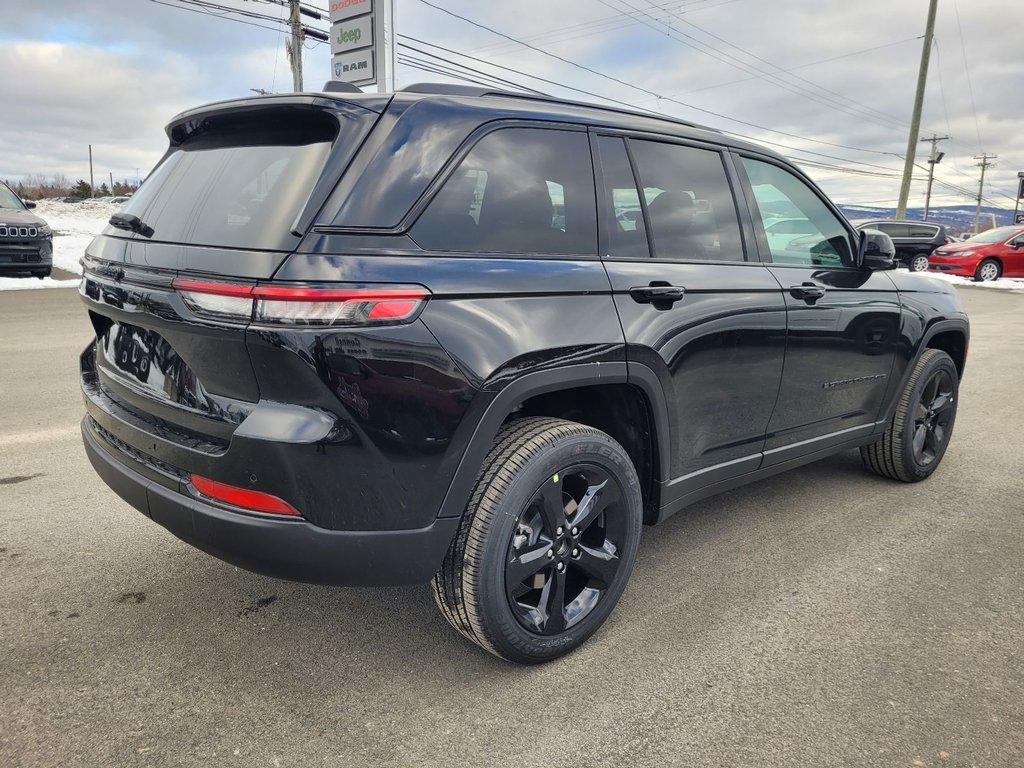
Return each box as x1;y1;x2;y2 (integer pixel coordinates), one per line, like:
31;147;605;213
80;95;382;476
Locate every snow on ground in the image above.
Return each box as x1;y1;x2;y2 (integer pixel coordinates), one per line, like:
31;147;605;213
0;198;118;292
3;202;1024;293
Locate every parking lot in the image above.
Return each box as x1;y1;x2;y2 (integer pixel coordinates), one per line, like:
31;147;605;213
1;285;1021;767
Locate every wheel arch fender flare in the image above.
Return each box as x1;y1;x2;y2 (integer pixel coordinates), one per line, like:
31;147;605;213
435;361;672;519
881;317;969;425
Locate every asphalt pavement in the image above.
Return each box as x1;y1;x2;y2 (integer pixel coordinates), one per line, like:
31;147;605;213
1;285;1021;768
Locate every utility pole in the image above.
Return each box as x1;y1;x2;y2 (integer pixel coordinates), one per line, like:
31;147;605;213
1013;171;1024;226
88;144;95;198
972;154;996;234
109;171;114;193
896;0;939;219
289;0;303;92
921;134;948;220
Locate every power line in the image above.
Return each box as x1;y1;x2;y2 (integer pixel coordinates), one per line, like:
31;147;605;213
662;37;922;98
412;0;908;159
952;0;984;154
600;0;913;133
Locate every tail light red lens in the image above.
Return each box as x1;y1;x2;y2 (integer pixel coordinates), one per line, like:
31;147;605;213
190;474;302;517
171;279;428;326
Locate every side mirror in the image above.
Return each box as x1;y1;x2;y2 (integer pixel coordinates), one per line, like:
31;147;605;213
24;201;36;209
859;229;896;270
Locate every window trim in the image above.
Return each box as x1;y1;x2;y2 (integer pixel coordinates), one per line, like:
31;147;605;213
732;151;861;270
404;119;600;259
593;130;754;265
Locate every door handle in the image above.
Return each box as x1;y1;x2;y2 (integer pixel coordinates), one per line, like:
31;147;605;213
630;285;686;308
789;283;826;304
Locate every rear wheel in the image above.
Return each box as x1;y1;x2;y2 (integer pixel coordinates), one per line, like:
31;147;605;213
974;258;1000;282
909;254;929;272
860;349;958;482
432;417;642;664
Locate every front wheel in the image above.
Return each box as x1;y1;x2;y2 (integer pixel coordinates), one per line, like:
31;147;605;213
860;349;959;482
432;417;642;664
974;258;1001;282
910;254;929;272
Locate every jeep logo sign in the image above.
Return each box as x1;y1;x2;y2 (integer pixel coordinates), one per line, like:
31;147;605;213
330;15;372;56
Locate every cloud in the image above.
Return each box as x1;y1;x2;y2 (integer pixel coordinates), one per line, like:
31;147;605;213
1;0;1020;208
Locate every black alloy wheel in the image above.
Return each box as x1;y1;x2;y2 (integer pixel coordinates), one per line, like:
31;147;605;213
432;417;642;664
911;367;956;467
861;348;959;482
505;464;627;635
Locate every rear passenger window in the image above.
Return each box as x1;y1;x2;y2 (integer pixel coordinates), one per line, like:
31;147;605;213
597;136;650;259
629;140;744;262
412;128;597;255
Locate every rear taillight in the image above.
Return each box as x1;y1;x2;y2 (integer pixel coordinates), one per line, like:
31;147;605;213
172;278;428;326
190;474;302;517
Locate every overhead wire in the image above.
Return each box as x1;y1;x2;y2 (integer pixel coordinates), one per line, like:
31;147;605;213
412;0;915;160
595;0;914;133
639;0;916;130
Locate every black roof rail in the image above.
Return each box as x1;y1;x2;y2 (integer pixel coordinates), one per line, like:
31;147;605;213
396;82;713;133
322;80;365;94
398;82;528;98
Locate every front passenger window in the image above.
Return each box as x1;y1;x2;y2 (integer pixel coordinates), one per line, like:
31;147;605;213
742;158;854;267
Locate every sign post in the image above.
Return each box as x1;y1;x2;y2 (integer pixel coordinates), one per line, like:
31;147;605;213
1015;172;1024;226
329;0;395;93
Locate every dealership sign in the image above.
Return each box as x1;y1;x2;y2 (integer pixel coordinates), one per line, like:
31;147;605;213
329;0;392;89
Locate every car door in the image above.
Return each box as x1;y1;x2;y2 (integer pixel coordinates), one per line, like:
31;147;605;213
735;154;901;465
1001;230;1024;276
594;134;787;512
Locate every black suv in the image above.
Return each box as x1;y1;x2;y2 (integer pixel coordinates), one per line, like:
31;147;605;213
79;84;969;663
851;219;952;272
0;181;52;278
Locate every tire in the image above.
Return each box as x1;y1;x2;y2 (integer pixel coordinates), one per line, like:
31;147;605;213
432;417;642;664
860;349;959;482
974;258;1000;282
33;268;51;279
909;254;929;272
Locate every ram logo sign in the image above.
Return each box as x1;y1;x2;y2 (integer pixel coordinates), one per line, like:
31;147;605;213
332;50;375;84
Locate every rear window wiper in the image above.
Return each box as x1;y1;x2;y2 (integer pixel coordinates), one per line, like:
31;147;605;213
109;213;155;238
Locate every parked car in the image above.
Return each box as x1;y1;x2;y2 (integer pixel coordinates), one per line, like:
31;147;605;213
0;181;52;278
850;219;952;272
79;83;969;663
929;225;1024;281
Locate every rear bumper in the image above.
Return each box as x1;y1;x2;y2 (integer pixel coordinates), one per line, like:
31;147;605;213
82;419;459;586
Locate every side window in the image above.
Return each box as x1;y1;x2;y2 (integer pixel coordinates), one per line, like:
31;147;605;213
742;157;854;267
412;127;597;255
629;140;744;262
906;224;937;239
597;136;650;259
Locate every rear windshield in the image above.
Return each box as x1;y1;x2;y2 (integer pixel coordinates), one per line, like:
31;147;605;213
121;108;349;251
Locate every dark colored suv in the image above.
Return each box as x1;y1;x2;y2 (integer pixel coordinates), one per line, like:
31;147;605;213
0;181;53;278
851;219;952;272
79;84;969;663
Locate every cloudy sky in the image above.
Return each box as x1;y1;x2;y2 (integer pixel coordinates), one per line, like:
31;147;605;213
1;0;1020;210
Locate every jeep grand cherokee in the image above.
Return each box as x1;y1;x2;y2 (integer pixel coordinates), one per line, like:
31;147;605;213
79;83;969;663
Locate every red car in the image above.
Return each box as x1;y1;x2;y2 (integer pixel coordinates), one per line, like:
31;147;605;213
929;225;1024;281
